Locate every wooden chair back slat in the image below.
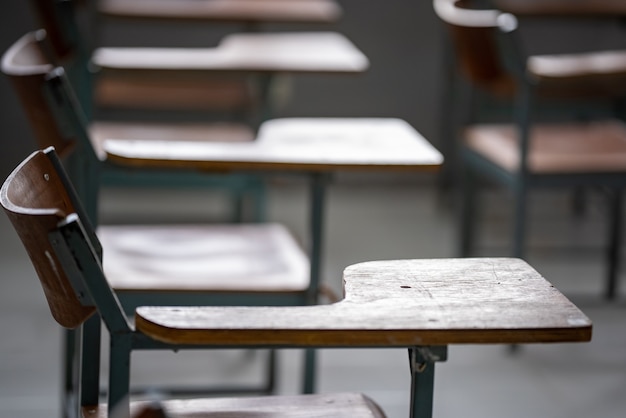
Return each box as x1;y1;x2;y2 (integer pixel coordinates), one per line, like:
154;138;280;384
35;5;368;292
435;0;516;97
0;149;95;328
1;31;75;156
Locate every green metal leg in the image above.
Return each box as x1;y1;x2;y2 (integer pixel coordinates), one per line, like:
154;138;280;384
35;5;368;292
512;181;528;260
408;346;448;418
108;333;133;416
265;349;277;394
237;176;267;224
606;188;623;300
62;328;78;418
81;315;102;407
437;34;461;193
302;173;330;394
303;349;317;395
459;166;477;257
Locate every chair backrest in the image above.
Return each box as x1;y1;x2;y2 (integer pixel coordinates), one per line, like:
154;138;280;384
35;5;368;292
433;0;518;97
1;147;128;333
1;31;76;156
0;148;95;327
2;30;102;222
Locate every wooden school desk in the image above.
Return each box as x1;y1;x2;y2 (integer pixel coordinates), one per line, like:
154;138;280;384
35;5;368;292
91;31;369;120
135;257;592;418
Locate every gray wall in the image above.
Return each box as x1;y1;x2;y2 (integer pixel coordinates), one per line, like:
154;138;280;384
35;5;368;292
2;1;626;181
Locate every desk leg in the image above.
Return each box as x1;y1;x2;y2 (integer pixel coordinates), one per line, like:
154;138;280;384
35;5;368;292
303;173;331;394
409;346;448;418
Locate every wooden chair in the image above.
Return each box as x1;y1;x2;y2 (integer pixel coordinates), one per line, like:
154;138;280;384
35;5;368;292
92;0;343;100
436;0;626;190
29;0;267;222
30;0;366;121
30;0;257;119
1;29;312;416
1;148;592;417
91;0;342;126
0;147;386;418
28;0;368;221
434;0;626;299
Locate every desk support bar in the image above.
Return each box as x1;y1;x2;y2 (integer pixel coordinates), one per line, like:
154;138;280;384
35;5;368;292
409;346;448;418
308;172;331;305
303;172;331;394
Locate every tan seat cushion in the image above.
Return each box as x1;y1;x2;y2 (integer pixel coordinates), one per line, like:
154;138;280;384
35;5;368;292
464;120;626;173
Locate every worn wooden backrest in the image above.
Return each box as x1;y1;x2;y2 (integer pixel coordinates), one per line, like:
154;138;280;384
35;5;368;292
0;148;96;328
1;31;76;156
434;0;516;97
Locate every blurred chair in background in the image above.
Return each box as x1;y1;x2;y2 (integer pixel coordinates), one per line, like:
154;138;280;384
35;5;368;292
434;0;626;299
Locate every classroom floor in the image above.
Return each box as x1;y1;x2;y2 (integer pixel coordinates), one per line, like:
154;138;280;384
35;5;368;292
0;177;625;418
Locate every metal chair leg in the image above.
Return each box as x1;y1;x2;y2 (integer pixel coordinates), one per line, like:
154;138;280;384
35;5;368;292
459;166;477;257
81;315;102;407
62;328;78;418
108;333;133;416
512;181;528;260
302;349;317;394
408;346;448;418
605;188;623;300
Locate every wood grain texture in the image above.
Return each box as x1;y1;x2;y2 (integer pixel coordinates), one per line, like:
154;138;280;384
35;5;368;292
465;120;626;173
103;118;443;172
136;258;591;346
0;150;95;328
92;32;369;74
82;392;386;418
99;223;310;293
98;0;342;23
493;0;626;17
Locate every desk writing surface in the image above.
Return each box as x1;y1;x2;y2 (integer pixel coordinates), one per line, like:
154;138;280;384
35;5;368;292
494;0;626;17
92;32;368;74
99;0;342;24
103;118;443;172
136;258;592;347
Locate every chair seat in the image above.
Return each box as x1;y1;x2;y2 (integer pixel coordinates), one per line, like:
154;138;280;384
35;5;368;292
529;50;626;79
464;120;626;173
98;0;342;23
81;392;386;418
89;121;255;161
98;223;310;293
528;50;626;98
94;74;254;112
